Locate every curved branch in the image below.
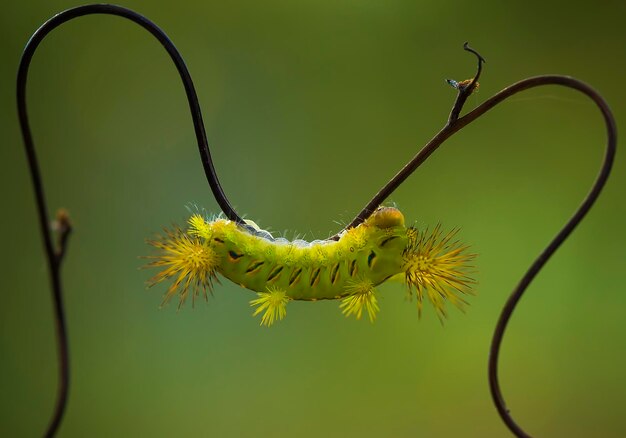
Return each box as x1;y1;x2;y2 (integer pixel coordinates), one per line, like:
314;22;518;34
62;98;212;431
18;4;244;225
339;77;615;236
340;72;616;436
17;4;245;436
480;77;616;437
336;42;486;234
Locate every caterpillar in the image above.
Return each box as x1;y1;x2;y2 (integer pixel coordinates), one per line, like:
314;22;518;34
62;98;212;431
145;207;476;326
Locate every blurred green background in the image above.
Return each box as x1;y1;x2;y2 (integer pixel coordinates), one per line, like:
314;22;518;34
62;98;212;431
2;0;625;436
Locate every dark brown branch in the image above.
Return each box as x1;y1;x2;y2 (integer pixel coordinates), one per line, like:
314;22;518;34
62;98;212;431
335;46;616;437
333;42;485;236
17;4;245;436
481;76;616;438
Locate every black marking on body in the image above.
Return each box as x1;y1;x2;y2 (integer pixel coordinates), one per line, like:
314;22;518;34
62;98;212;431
228;250;244;262
379;235;398;247
213;237;225;243
289;268;303;287
367;250;377;268
245;260;264;274
349;259;358;277
330;262;340;285
310;267;321;287
267;265;284;282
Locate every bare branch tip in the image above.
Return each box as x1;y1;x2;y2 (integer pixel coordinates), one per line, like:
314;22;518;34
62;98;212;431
53;208;73;259
463;42;486;64
54;208;72;230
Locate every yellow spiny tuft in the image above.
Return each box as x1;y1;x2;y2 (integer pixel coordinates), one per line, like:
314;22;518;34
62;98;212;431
210;218;230;237
188;214;212;239
403;224;476;321
340;278;380;323
343;225;369;251
145;226;220;308
276;244;297;267
250;287;290;327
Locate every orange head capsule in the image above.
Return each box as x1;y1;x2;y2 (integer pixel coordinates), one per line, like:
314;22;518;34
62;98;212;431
368;207;405;229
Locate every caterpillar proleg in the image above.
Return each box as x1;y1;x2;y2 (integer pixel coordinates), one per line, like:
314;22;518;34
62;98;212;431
145;207;476;326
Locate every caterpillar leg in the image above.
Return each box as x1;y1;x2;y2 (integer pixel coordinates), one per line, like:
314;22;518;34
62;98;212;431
250;286;290;327
339;278;380;323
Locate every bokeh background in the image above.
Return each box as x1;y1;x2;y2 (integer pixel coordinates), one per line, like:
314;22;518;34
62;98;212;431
2;1;625;437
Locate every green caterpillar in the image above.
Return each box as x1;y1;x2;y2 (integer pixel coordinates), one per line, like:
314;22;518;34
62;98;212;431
145;207;475;326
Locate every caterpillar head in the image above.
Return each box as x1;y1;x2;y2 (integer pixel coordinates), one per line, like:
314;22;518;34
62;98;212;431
367;207;405;229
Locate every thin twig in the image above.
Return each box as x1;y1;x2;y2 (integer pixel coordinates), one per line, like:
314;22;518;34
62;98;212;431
334;42;486;234
480;75;616;438
447;42;485;124
17;4;245;436
336;45;617;437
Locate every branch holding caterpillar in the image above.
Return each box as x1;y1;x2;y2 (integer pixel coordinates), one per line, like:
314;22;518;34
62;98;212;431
145;207;476;326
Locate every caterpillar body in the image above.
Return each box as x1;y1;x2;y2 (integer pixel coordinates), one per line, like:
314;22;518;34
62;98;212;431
145;207;476;326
